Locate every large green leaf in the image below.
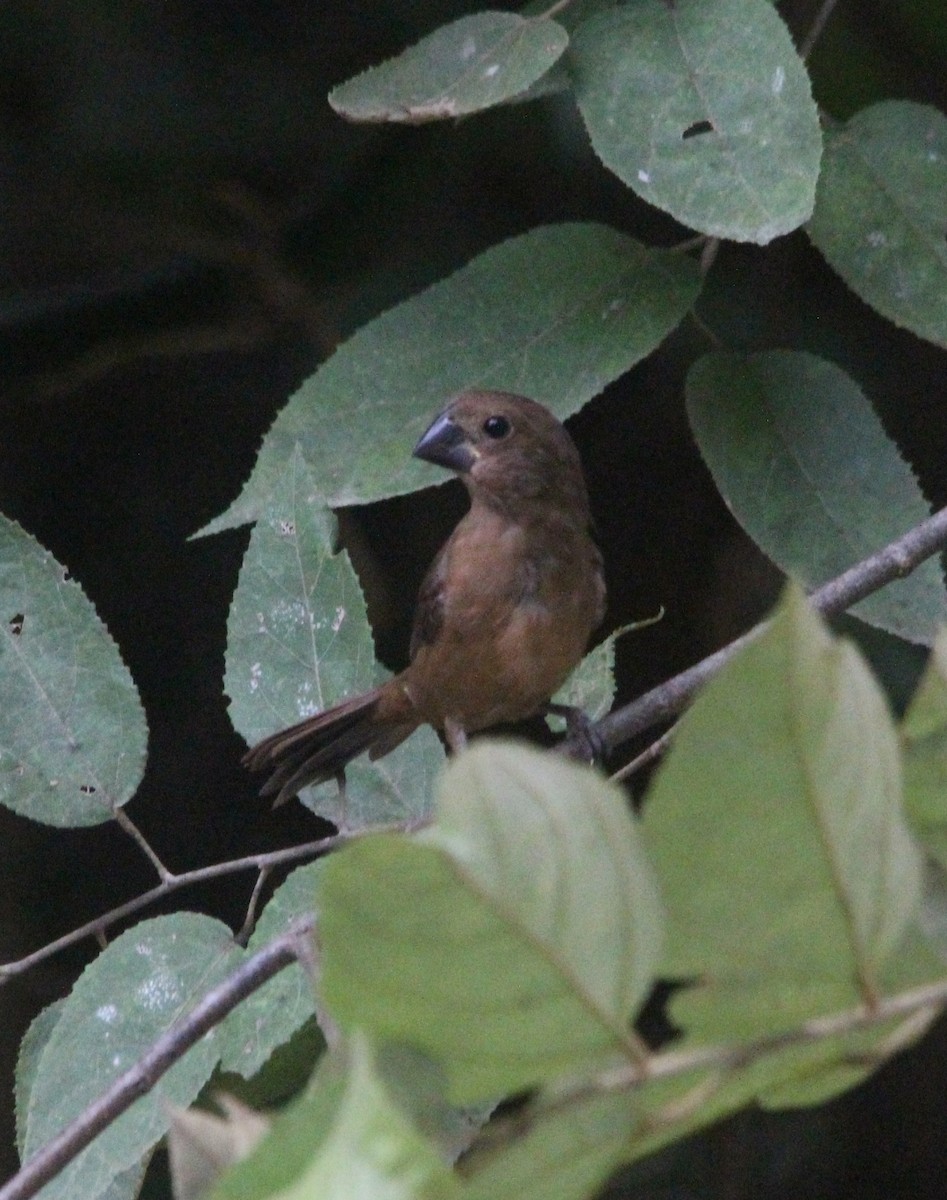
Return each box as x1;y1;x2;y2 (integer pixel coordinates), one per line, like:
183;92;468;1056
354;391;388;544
226;449;441;825
0;516;147;827
329;12;568;123
199;223;700;528
643;585;923;1040
808;102;947;348
570;0;821;243
21;914;242;1200
686;350;947;644
319;742;662;1102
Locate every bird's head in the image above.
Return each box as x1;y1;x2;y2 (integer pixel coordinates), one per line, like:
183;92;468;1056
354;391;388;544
412;390;590;516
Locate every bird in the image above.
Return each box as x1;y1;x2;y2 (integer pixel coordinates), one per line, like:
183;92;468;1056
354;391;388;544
243;389;606;805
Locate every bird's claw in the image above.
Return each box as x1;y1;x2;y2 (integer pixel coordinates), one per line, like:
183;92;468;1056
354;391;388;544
545;703;606;764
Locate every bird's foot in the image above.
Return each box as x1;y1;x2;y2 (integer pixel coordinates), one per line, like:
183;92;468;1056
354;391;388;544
545;703;606;764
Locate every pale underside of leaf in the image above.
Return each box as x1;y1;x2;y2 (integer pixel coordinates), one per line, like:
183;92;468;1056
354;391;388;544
329;12;568;123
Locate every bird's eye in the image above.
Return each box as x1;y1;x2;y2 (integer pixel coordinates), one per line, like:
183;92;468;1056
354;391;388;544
482;415;511;439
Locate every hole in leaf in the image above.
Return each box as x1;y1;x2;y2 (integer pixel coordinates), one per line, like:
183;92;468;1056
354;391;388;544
8;614;24;635
80;784;97;795
682;120;714;140
61;567;71;581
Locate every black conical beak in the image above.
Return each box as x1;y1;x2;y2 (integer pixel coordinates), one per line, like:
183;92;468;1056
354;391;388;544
412;412;476;473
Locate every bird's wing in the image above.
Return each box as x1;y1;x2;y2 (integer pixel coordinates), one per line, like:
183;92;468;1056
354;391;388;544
409;546;447;659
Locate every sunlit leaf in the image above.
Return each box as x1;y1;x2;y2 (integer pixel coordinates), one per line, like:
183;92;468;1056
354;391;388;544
643;585;923;1041
320;742;662;1101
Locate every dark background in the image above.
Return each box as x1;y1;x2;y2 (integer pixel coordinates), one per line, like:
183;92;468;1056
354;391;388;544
1;1;946;1195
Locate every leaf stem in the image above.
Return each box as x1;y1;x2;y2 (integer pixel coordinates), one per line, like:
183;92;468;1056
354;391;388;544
471;980;947;1166
112;807;173;882
799;0;842;61
0;823;407;985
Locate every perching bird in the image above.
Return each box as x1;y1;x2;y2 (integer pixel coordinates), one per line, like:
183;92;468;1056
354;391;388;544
244;390;606;805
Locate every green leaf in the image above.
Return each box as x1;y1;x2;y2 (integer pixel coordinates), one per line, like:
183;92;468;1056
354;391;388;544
225;449;377;746
643;585;923;1041
328;12;568;123
22;914;243;1200
462;1089;642;1200
225;449;441;825
686;350;947;645
198;223;700;528
461;1066;764;1200
551;630;620;723
570;0;821;243
0;516;147;827
218;863;323;1080
902;630;947;868
808;101;947;348
753;927;945;1109
15;1000;64;1156
212;1036;458;1200
324;727;444;829
319;742;663;1102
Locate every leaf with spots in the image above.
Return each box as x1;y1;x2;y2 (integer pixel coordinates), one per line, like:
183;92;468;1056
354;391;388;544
226;449;440;824
225;448;378;749
808;101;947;348
570;0;821;243
21;913;243;1200
329;11;568;123
0;515;147;827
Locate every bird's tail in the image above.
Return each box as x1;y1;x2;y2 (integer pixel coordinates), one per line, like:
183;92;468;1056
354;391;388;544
243;686;416;806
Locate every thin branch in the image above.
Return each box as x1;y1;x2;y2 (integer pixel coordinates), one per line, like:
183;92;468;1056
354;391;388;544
0;924;310;1200
610;724;677;783
236;866;272;946
567;502;947;760
537;0;575;20
472;976;947;1165
699;237;720;277
112;808;172;882
799;0;842;61
0;822;407;985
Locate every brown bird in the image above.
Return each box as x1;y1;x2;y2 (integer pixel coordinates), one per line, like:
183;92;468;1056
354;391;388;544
244;390;606;805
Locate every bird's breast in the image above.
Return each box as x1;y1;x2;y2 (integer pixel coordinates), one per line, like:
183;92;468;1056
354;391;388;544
404;511;604;731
